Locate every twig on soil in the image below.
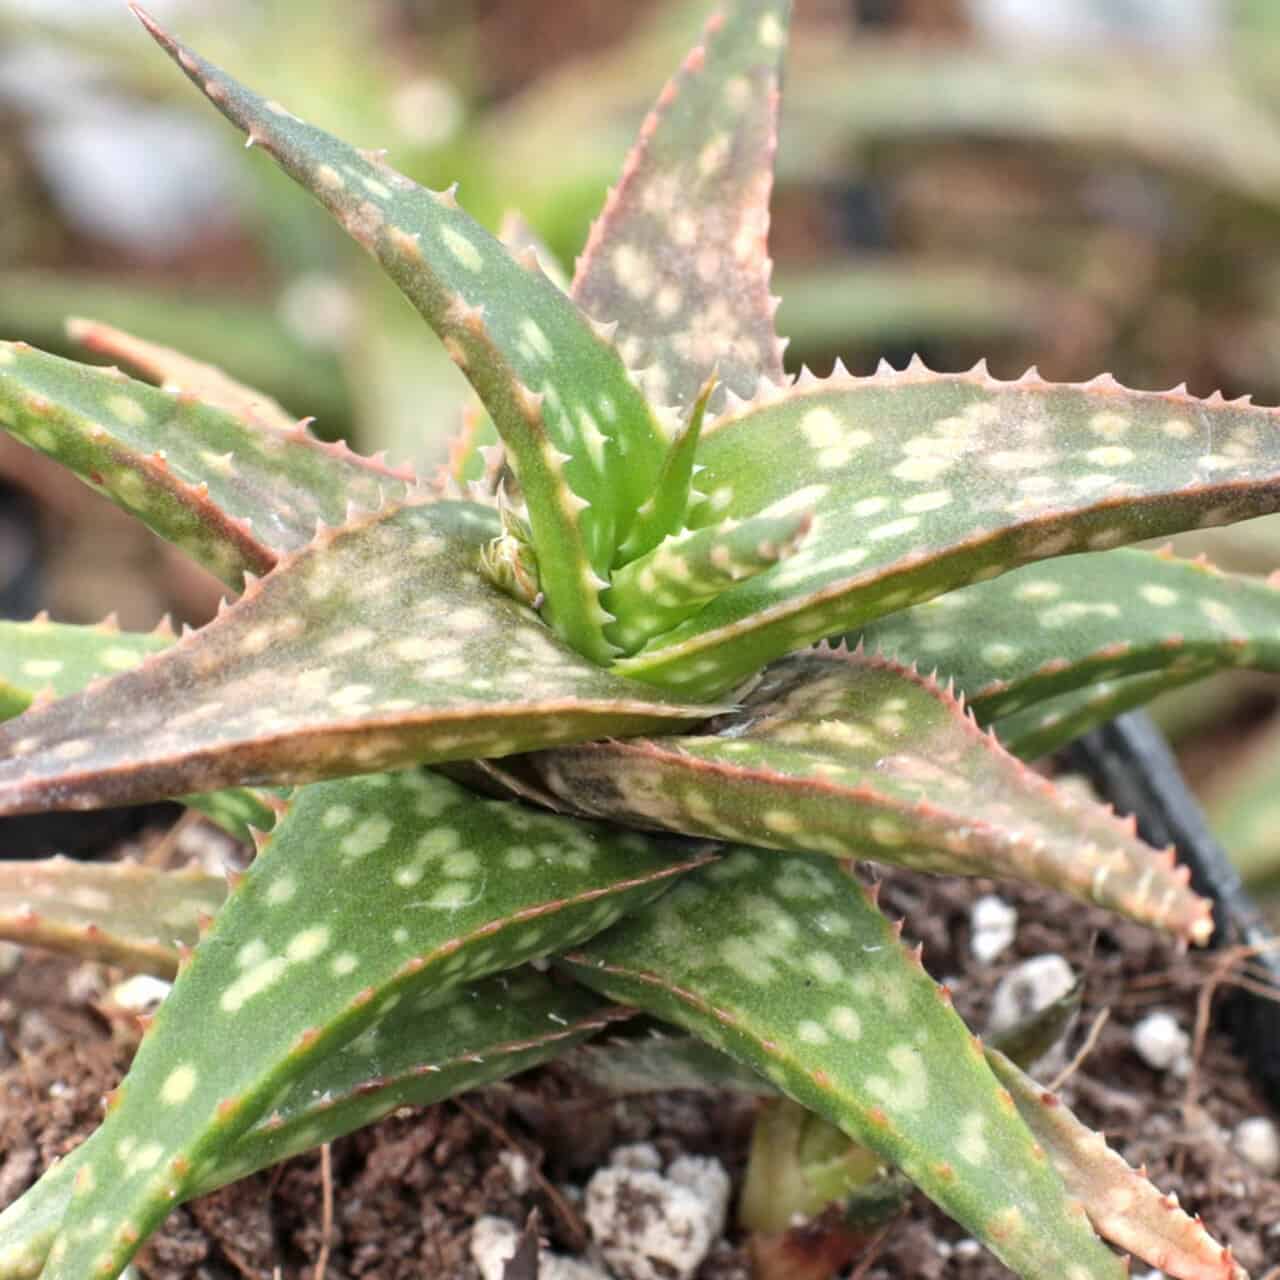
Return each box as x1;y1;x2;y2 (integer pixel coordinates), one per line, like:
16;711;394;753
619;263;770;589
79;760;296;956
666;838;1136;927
454;1098;588;1253
846;1215;899;1280
312;1141;333;1280
1048;1006;1110;1093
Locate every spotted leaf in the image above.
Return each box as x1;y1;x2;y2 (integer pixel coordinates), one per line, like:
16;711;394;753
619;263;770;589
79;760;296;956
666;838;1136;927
0;614;173;720
0;342;412;588
67;317;299;434
32;769;710;1279
617;364;1280;695
135;8;675;662
852;548;1280;721
0;857;225;978
0;616;276;836
571;0;789;411
992;670;1213;762
986;1050;1248;1280
530;648;1212;942
0;972;627;1280
560;851;1127;1279
0;501;719;816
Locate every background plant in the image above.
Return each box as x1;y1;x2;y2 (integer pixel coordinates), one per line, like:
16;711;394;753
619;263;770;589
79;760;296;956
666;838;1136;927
0;3;1276;1277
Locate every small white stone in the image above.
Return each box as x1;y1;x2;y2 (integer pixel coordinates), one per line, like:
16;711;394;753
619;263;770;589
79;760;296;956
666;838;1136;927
987;954;1076;1038
1131;1011;1190;1073
1233;1116;1280;1177
970;895;1018;964
585;1151;730;1280
109;974;172;1013
498;1149;532;1194
0;941;22;977
609;1142;662;1173
470;1216;611;1280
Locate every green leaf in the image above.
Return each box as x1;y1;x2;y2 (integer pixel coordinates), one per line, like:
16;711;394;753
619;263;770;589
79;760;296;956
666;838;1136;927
67;317;298;434
0;614;173;719
33;769;710;1279
0;970;627;1280
571;0;790;410
0;616;277;836
851;548;1280;721
1201;712;1280;886
531;648;1213;942
561;851;1127;1279
0;342;412;588
0;857;225;978
616;366;1280;695
992;669;1214;762
986;1050;1248;1280
134;7;674;662
605;500;813;653
0;501;719;816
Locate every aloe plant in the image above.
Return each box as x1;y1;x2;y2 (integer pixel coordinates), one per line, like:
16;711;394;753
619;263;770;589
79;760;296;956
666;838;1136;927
0;4;1270;1277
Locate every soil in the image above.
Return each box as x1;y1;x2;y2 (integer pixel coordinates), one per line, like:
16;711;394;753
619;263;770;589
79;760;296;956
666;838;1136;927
1;824;1278;1280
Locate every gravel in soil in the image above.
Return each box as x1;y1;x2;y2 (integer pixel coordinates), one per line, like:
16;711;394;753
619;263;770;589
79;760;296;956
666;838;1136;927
1;852;1278;1279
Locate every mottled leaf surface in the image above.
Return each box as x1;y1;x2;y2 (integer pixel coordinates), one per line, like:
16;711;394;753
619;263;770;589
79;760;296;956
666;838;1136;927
0;857;224;977
68;317;298;434
136;8;673;661
561;852;1125;1279
618;366;1280;695
987;1051;1247;1280
851;548;1280;720
0;501;717;815
0;615;173;720
532;649;1212;942
36;769;709;1279
0;342;411;587
572;0;789;410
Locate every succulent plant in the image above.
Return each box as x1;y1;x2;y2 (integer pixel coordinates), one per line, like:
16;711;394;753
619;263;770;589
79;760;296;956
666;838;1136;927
0;3;1275;1276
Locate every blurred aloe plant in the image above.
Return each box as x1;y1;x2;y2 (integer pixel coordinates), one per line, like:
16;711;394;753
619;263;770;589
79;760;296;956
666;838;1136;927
0;3;1273;1277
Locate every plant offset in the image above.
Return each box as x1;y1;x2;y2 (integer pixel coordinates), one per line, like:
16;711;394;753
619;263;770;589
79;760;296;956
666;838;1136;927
0;2;1276;1276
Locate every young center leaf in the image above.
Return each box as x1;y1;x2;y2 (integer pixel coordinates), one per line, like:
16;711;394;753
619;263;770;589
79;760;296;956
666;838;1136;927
0;501;720;816
31;769;711;1279
133;6;677;663
530;647;1212;942
616;365;1280;695
850;547;1280;721
0;342;413;588
572;0;790;412
561;851;1128;1279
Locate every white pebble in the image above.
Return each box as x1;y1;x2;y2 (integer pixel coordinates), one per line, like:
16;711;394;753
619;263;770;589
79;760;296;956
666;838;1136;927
109;973;172;1013
987;954;1076;1038
1131;1011;1190;1074
970;895;1018;964
0;941;22;977
470;1216;611;1280
609;1142;662;1173
498;1149;532;1194
585;1151;730;1280
1233;1116;1280;1177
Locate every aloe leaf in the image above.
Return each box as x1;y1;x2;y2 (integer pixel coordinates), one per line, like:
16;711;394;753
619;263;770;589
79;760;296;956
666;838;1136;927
0;857;224;978
0;972;627;1280
0;342;412;587
852;548;1280;721
1202;714;1280;886
0;616;276;836
0;614;173;719
605;502;813;653
134;8;674;663
560;851;1126;1279
0;502;718;816
67;317;298;434
992;669;1214;762
986;1050;1248;1280
571;0;789;410
532;648;1212;942
32;769;710;1279
617;366;1280;695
